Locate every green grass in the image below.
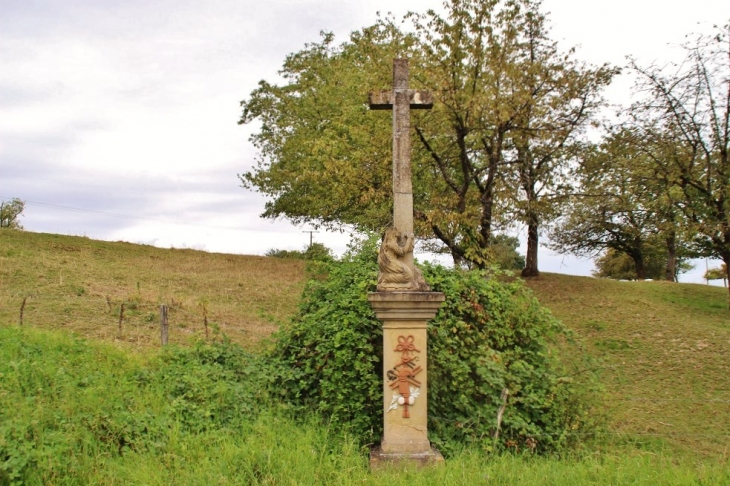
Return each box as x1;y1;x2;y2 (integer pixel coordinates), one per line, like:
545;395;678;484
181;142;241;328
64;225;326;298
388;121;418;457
2;326;728;485
2;230;730;483
525;274;730;459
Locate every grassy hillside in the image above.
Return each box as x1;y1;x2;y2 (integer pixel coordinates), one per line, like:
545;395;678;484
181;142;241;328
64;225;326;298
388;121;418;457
0;230;305;350
525;273;730;458
2;230;729;470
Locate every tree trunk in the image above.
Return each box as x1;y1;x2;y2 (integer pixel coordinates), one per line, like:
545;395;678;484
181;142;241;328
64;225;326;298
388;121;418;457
451;250;464;269
664;232;677;282
631;253;646;280
521;215;540;277
722;253;730;310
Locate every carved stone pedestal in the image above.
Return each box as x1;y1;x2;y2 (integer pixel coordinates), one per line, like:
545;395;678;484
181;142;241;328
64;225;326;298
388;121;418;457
368;291;445;469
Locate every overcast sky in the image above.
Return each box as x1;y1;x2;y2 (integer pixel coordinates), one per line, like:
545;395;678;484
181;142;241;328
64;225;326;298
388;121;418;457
1;0;727;284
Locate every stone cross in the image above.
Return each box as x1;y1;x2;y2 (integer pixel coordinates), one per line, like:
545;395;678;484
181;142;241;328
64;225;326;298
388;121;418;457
369;59;433;271
367;59;444;468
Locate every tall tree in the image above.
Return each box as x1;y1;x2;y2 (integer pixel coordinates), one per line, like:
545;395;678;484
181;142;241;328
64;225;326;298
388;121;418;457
239;26;403;232
501;6;615;277
408;0;615;271
239;0;615;269
627;23;730;305
548;134;662;279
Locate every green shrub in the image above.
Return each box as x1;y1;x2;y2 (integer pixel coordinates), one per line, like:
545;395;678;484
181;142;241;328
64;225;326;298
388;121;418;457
0;328;164;484
270;237;597;455
268;238;382;442
0;328;273;484
266;243;334;263
152;340;272;432
424;265;595;454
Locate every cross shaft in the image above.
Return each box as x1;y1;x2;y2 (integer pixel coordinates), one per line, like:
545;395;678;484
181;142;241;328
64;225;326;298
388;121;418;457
368;59;433;259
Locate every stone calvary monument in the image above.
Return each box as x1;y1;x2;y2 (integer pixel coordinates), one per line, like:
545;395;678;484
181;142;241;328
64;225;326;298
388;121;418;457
367;59;445;466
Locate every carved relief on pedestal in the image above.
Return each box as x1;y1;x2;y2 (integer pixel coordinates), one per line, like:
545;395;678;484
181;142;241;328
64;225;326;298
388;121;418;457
387;335;423;418
377;227;430;292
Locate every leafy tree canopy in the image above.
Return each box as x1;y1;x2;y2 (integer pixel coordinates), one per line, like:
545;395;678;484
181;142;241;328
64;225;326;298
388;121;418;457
593;247;693;281
704;264;728;284
549;125;700;281
239;0;615;272
626;22;730;303
485;233;526;271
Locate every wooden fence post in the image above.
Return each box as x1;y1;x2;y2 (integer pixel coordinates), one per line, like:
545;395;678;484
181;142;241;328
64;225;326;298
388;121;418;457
118;302;125;336
19;297;27;325
160;304;169;346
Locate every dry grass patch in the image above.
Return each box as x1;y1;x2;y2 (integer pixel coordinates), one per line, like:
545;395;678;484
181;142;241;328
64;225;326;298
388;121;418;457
0;230;306;351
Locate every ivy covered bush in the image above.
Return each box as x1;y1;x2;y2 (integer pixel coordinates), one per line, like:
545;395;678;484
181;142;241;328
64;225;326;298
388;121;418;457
268;240;383;439
270;238;597;455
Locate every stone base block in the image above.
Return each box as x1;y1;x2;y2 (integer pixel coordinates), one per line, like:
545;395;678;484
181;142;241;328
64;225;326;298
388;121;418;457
369;445;444;470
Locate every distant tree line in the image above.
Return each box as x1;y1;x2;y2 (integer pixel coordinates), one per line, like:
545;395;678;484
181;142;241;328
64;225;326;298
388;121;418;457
266;242;335;263
549;24;729;291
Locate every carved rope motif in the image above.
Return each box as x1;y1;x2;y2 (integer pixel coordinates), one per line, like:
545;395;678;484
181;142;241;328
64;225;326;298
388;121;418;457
388;334;422;418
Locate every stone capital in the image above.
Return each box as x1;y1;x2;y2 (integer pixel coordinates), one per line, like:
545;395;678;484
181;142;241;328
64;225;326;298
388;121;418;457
367;291;445;322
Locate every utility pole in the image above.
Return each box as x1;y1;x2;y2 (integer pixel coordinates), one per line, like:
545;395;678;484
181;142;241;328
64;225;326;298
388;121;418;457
302;230;319;248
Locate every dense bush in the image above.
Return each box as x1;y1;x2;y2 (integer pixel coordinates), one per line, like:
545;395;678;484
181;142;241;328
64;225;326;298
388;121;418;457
424;266;593;454
268;240;383;441
270;237;597;454
151;340;272;432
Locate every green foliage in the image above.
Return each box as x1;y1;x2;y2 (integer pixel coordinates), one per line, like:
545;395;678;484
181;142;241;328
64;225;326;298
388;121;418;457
0;328;156;484
270;236;596;454
593;249;657;280
0;327;272;485
626;23;730;305
266;248;305;259
2;230;729;481
268;237;383;442
266;242;335;263
152;340;272;433
424;265;595;455
1;323;728;484
240;0;616;270
0;198;24;229
704;264;728;282
593;248;693;281
487;234;525;271
548;128;696;282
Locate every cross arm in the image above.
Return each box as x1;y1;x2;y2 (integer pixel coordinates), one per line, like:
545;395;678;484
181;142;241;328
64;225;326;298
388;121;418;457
368;90;434;110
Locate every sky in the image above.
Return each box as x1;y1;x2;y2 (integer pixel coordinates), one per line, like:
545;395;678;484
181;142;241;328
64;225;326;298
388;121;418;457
1;0;727;285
